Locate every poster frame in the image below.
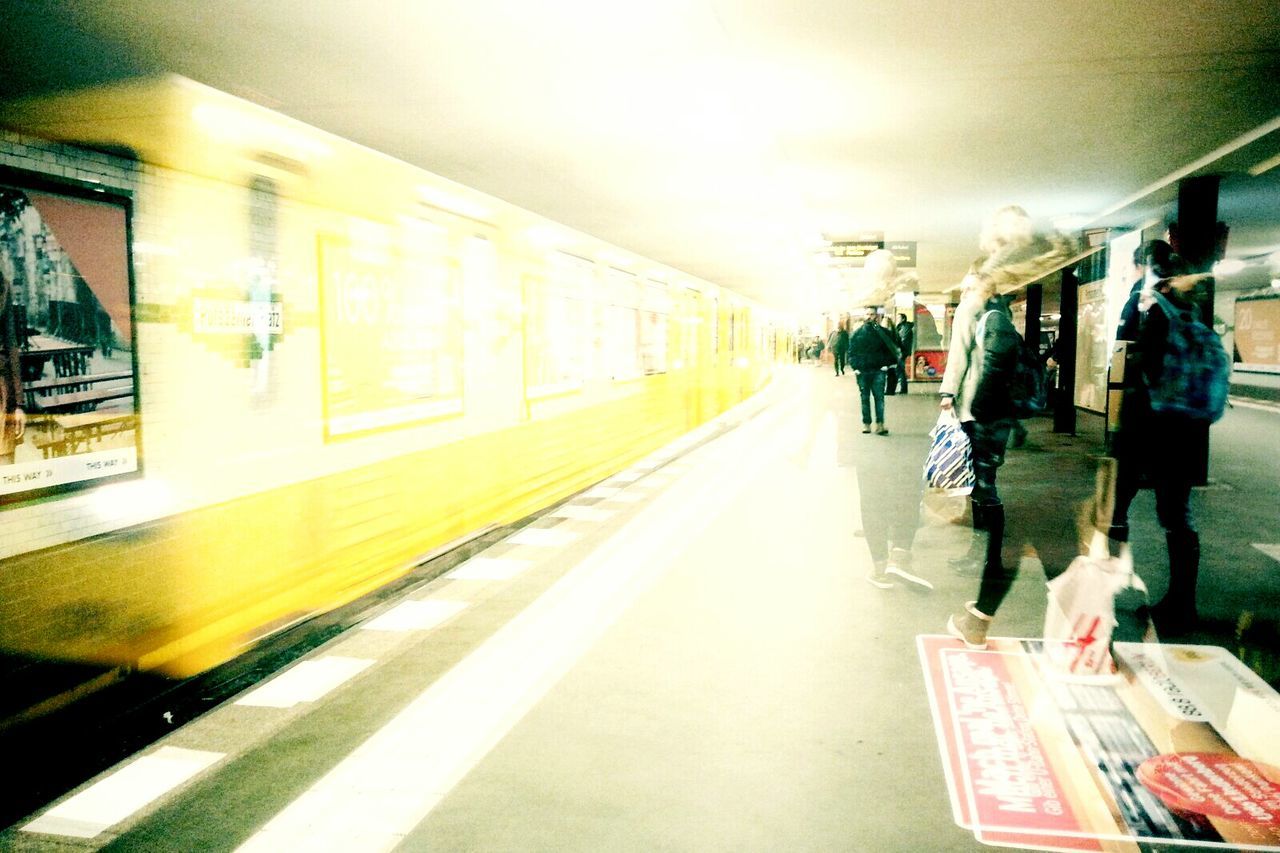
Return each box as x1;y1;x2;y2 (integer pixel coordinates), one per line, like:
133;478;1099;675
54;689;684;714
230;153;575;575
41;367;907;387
0;165;144;508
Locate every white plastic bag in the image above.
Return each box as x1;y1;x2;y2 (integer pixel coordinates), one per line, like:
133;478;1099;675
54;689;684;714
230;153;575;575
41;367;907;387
923;410;974;495
1043;531;1149;678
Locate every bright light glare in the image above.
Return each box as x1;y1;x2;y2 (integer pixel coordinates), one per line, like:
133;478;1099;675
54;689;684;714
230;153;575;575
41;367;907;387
90;479;175;523
1213;259;1246;276
417;185;491;221
192;103;331;160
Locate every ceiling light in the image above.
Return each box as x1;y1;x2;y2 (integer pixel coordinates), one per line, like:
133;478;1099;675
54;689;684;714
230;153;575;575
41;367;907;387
525;225;567;249
417;185;491;221
1213;259;1246;276
597;249;634;268
1249;150;1280;177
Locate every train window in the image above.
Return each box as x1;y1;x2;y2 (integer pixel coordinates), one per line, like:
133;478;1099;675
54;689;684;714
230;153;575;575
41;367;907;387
524;253;589;397
317;218;463;438
639;281;669;376
710;296;719;355
603;268;641;381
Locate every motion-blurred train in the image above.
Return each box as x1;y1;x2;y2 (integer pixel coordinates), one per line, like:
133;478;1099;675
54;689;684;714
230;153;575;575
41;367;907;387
0;76;789;678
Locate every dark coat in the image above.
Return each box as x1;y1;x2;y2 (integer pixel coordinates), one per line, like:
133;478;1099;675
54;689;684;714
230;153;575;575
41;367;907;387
847;320;899;373
895;321;914;355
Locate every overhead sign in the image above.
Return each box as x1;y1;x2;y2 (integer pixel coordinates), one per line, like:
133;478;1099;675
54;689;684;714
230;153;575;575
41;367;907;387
827;240;884;260
887;241;917;267
821;236;916;267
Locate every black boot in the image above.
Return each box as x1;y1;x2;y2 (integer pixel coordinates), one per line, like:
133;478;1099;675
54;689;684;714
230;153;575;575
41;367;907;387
974;504;1013;617
949;504;987;577
1153;530;1199;633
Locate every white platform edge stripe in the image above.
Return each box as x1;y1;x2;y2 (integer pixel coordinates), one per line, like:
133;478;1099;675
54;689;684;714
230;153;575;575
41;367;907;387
601;491;645;503
446;556;532;580
581;486;620;499
235;657;375;709
23;746;224;839
362;600;468;632
506;527;579;547
1253;543;1280;562
548;505;617;522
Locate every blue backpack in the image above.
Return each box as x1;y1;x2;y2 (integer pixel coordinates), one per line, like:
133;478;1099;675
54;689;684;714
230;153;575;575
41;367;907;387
1147;291;1229;422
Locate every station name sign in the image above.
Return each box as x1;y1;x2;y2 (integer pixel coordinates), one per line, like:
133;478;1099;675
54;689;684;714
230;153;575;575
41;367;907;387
822;236;916;267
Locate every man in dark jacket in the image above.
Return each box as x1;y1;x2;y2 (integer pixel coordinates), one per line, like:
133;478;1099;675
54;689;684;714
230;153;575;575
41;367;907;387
827;319;850;376
894;313;914;394
848;308;900;435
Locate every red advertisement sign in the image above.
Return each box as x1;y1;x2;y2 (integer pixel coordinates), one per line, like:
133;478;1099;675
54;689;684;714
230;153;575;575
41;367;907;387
919;635;1280;851
1138;753;1280;825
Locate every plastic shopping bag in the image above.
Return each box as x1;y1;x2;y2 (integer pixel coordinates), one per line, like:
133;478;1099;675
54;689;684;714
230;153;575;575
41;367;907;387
923;410;974;495
1043;531;1151;678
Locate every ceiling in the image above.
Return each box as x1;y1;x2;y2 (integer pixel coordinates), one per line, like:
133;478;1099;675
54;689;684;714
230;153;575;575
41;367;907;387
2;0;1278;312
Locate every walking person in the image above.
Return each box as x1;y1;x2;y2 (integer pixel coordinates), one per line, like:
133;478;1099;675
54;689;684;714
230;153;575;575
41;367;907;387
894;312;913;394
829;319;850;376
1109;239;1219;634
939;269;1022;649
882;315;899;395
848;307;900;435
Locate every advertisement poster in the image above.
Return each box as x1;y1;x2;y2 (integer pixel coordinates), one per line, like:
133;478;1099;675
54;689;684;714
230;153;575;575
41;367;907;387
919;635;1280;852
1074;281;1108;412
1235;293;1280;374
0;178;139;502
912;349;947;381
318;231;462;438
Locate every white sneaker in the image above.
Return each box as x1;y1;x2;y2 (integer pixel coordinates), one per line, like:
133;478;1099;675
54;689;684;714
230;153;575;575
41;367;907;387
865;570;894;589
885;564;934;590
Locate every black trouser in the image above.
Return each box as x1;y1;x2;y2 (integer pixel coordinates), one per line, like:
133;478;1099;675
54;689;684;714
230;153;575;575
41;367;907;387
855;369;886;425
960;419;1014;616
834;348;847;375
1110;412;1199;611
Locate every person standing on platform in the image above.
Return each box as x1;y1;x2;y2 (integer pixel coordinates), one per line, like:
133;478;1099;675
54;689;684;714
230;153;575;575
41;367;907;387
1109;239;1209;634
939;270;1021;649
882;315;899;396
829;319;850;376
848;307;900;435
894;312;913;394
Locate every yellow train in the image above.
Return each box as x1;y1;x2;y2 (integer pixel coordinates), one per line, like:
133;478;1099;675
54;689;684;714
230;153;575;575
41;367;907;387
0;76;790;677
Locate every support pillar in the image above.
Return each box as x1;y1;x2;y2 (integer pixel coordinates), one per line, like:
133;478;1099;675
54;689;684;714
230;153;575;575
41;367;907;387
1168;175;1223;485
1053;270;1077;435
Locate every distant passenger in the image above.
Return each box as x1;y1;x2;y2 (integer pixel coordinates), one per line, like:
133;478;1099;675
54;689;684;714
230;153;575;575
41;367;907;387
1;269;26;464
893;313;913;394
828;319;850;376
847;307;900;435
1108;240;1208;633
940;269;1021;649
882;315;899;396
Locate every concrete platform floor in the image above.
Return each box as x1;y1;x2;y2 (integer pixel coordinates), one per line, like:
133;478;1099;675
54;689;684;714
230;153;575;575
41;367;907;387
5;366;1277;851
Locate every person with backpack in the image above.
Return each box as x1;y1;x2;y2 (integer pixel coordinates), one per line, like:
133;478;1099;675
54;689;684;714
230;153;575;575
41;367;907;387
939;268;1027;649
1108;239;1228;634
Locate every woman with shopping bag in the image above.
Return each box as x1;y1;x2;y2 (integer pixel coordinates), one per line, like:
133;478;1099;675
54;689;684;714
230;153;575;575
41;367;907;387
939;268;1022;649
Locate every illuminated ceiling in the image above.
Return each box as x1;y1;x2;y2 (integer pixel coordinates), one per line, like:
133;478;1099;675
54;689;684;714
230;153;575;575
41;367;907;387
1;0;1277;312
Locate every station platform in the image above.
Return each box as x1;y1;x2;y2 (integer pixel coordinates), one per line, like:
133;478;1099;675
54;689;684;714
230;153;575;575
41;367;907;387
4;366;1279;851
